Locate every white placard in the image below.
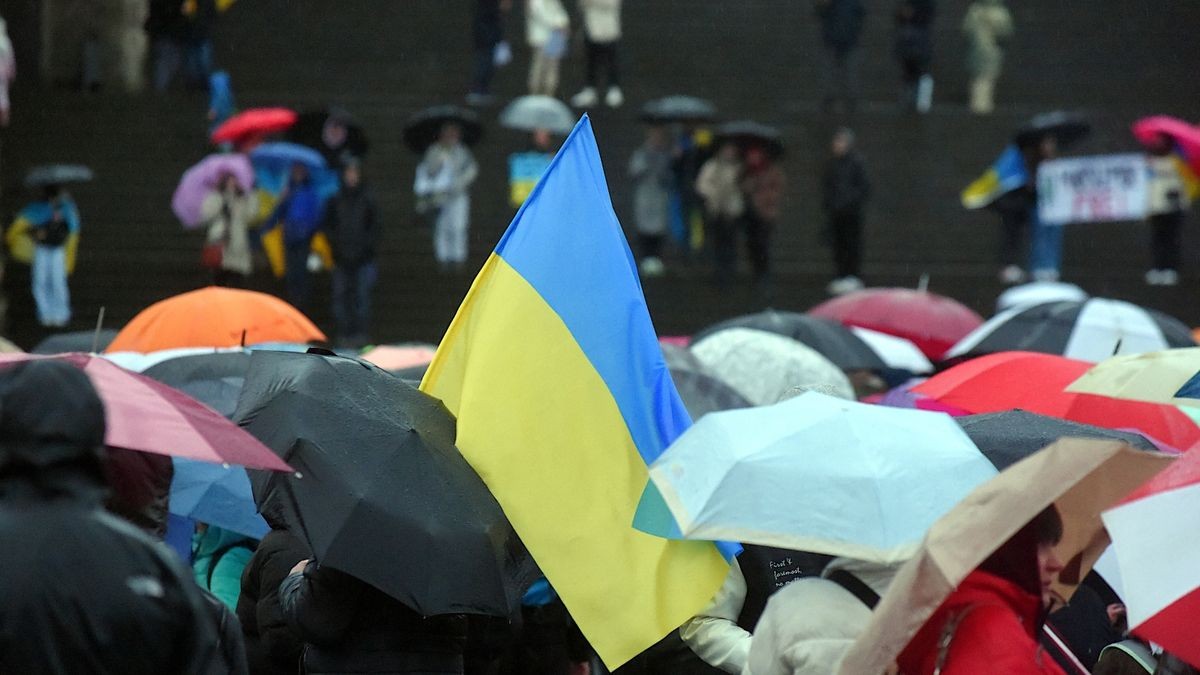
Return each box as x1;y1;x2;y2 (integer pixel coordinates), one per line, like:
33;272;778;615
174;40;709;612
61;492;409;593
1037;153;1148;225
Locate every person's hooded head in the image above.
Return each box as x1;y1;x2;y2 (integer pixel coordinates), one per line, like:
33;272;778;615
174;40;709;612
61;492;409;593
0;360;107;496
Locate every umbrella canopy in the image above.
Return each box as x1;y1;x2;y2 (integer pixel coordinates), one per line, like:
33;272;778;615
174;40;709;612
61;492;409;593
170;458;268;539
996;281;1088;312
660;342;703;372
402;105;483;154
249;141;328;175
143;351;251;418
958;410;1162;471
0;353;290;471
107;287;326;354
913;351;1200;451
0;337;21;354
286;108;371;162
210;107;298;147
1103;447;1200;668
690;327;854;404
24;164;94;189
33;329;118;354
1015;110;1091;149
1132;115;1200;173
839;438;1173;675
849;327;933;374
945;299;1196;364
640;95;717;124
1065;347;1200;409
693;310;886;371
809;288;984;361
715;120;784;157
238;351;538;617
668;366;752;421
171;153;255;229
499;95;576;135
647;392;998;563
360;344;438;372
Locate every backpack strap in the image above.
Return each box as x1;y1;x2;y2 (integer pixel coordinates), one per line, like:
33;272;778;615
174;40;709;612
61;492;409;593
826;569;881;609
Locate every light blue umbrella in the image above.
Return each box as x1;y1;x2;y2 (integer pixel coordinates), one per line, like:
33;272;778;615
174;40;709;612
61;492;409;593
646;391;998;563
170;458;268;539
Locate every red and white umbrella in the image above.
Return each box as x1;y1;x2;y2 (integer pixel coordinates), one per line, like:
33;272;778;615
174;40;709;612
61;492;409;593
1102;449;1200;669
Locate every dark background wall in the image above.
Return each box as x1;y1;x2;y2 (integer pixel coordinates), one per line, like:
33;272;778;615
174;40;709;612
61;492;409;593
2;0;1199;348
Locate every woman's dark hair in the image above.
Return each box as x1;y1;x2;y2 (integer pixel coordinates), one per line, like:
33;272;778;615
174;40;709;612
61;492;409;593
979;504;1062;596
1032;504;1064;546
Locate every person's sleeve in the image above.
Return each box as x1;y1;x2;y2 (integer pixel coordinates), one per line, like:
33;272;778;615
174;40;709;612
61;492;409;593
279;563;361;647
209;546;253;610
745;593;789;675
679;560;752;674
695;162;716;202
457;151;479;191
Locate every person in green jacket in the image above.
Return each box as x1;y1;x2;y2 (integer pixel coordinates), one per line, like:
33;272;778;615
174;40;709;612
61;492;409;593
193;523;258;609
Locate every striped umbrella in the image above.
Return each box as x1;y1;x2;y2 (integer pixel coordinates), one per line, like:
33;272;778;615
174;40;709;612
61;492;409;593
946;299;1195;364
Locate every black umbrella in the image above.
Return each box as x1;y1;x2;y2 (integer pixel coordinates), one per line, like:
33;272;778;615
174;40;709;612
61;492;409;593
715;120;784;157
693;311;886;371
24;164;94;189
670;367;752;420
957;410;1160;471
236;350;536;617
403;104;483;154
143;352;251;419
1015;111;1091;149
285;108;370;163
640;95;717;124
32;329;118;354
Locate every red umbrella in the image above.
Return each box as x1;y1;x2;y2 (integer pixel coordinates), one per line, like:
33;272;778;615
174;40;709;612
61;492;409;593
0;353;291;471
211;107;298;149
912;351;1200;451
1132;115;1200;174
1102;448;1199;669
808;288;983;360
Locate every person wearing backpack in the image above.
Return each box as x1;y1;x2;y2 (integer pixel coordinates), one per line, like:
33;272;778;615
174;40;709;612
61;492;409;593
21;185;80;327
193;523;258;610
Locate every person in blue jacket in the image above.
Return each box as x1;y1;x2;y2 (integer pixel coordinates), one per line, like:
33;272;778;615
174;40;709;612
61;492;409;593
20;185;81;327
269;163;323;310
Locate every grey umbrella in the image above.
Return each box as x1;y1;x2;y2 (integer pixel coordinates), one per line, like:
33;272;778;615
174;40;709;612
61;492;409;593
640;95;718;124
499;96;577;135
24;164;94;189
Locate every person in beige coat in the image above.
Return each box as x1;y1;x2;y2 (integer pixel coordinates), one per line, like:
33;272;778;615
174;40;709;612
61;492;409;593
696;142;745;284
962;0;1013;114
746;557;901;675
200;173;257;285
526;0;569;96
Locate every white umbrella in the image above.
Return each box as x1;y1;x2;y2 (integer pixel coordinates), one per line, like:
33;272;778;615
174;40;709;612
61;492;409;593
996;281;1088;312
849;326;933;374
499;95;577;135
647;392;998;563
691;327;854;405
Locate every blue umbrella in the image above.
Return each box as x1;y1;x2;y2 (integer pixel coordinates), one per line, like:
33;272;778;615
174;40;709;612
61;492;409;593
170;458;269;539
250;142;339;202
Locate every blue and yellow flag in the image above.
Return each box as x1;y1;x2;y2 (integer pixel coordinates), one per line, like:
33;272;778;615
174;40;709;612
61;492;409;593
421;115;730;668
961;144;1029;210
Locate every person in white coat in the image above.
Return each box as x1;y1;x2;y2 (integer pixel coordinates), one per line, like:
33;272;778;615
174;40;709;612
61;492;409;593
415;122;479;272
747;557;901;675
526;0;569;96
569;0;623;108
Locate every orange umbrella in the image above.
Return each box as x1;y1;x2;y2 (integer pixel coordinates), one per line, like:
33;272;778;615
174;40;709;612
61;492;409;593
107;287;326;353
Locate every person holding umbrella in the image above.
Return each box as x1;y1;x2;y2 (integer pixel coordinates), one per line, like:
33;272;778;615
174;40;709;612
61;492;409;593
268;163;323;310
1142;131;1194;286
740;145;786;289
20;184;81;327
199;171;258;286
696;141;746;285
415;122;479;272
322;158;380;347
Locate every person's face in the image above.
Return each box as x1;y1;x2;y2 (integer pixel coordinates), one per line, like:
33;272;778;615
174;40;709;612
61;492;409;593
1040;134;1058;159
323;120;348;149
220;173;238;191
343;164;361;188
1037;542;1065;607
440;123;462;147
646;126;667;148
745;147;767;168
832;134;851;157
532;128;553;151
718;143;739;161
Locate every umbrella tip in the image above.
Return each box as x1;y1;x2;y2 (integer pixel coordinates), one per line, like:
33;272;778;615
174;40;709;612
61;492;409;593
240;329;247;349
293;471;303;479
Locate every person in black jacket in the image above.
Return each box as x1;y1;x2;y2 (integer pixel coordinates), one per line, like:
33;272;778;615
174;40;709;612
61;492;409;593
322;158;380;349
815;0;866;111
822;127;871;295
893;0;936;112
237;506;309;675
0;360;221;674
280;560;468;674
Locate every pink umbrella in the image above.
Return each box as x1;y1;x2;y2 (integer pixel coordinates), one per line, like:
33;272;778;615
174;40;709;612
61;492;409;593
0;353;291;471
171;153;255;229
1132;116;1200;174
361;344;437;372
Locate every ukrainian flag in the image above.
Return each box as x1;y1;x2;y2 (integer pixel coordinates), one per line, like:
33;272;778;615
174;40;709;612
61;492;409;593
961;144;1030;210
421;115;730;668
